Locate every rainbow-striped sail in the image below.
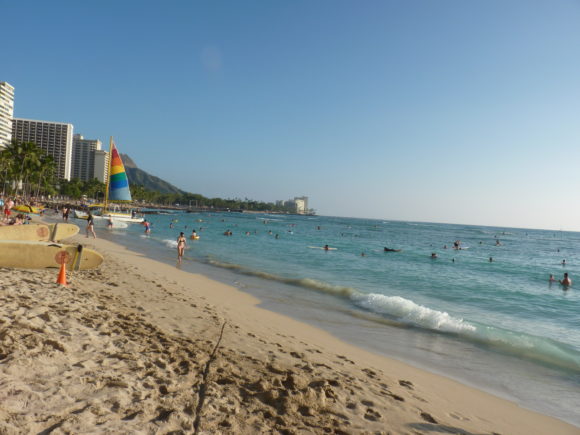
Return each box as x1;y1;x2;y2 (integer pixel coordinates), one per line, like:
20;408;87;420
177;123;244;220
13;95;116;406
108;142;132;202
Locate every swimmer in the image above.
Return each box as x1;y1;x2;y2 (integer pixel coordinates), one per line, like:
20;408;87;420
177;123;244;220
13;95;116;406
549;274;556;283
431;253;438;259
562;259;567;266
324;244;330;251
361;252;365;257
559;273;572;287
177;232;186;263
384;247;401;252
489;257;493;262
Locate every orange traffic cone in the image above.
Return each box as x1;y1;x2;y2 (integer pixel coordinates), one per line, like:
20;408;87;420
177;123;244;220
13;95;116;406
56;262;67;286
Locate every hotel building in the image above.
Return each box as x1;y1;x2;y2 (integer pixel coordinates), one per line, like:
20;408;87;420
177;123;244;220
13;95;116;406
93;149;109;184
11;118;74;180
71;134;106;182
0;82;15;149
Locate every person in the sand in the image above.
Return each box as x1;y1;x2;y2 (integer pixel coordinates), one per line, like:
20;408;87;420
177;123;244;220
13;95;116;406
86;212;96;238
177;232;186;263
559;273;572;288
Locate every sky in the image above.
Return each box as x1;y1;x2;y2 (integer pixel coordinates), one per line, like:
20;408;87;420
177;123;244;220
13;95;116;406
2;0;580;230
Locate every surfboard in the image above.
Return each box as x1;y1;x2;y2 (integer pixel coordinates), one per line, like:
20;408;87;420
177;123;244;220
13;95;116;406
0;223;79;242
48;223;79;241
12;205;42;214
308;246;338;250
0;240;103;270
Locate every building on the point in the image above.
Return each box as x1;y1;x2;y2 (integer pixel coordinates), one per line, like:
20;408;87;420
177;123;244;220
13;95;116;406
278;196;311;214
0;82;15;149
293;196;309;214
71;134;103;181
93;149;109;183
11;118;74;180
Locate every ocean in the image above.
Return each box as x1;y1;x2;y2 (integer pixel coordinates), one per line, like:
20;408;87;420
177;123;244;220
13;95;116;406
80;211;580;426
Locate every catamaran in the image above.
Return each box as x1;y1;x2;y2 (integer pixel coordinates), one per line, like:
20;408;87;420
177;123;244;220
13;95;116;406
100;137;144;223
75;138;143;224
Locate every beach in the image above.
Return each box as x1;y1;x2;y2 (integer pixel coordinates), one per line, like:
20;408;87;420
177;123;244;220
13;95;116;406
0;232;577;434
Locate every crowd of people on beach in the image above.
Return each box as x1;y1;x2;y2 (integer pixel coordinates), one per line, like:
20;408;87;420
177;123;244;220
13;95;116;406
0;196;31;226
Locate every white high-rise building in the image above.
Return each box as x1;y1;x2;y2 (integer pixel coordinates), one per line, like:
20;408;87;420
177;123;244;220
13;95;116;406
11;118;74;180
0;82;15;149
294;196;309;214
71;134;102;181
93;149;109;184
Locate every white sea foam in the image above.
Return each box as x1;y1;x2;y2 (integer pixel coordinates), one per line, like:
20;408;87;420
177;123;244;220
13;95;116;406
163;239;178;248
351;293;476;334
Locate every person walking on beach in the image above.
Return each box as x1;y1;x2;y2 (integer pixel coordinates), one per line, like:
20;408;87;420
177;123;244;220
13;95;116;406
86;212;96;239
177;232;186;263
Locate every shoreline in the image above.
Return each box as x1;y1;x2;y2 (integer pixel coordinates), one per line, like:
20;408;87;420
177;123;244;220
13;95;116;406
1;232;577;433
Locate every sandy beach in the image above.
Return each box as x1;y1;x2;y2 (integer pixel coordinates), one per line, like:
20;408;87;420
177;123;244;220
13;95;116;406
0;234;577;434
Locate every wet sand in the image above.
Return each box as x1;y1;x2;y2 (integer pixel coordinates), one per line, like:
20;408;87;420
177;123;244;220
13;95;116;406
0;234;577;434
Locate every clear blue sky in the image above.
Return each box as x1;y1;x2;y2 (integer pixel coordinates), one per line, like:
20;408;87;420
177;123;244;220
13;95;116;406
3;0;580;230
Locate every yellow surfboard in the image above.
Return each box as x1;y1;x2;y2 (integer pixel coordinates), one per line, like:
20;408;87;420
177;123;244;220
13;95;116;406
12;205;42;214
0;241;103;270
0;223;79;242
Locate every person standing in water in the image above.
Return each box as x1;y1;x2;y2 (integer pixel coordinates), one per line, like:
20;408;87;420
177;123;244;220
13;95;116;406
560;273;572;287
86;212;96;239
177;232;186;263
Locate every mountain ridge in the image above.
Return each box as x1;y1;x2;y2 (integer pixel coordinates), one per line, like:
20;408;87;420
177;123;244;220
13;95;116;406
120;153;186;195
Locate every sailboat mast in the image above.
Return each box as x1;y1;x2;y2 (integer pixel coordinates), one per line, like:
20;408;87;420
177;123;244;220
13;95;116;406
104;136;113;213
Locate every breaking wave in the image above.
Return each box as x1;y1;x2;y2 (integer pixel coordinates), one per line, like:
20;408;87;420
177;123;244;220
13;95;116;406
183;256;580;372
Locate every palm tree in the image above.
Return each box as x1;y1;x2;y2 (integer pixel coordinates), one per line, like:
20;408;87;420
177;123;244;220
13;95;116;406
0;150;15;196
33;154;56;199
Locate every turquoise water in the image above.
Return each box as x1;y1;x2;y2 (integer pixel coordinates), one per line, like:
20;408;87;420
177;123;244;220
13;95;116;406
83;212;580;425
